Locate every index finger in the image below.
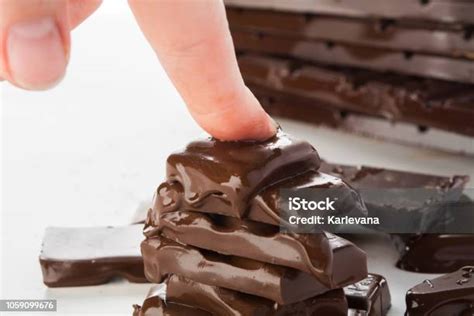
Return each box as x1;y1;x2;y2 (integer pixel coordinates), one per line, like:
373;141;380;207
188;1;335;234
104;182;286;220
128;0;276;141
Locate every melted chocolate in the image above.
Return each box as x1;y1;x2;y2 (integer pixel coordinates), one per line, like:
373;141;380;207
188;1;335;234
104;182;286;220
145;208;369;286
154;169;366;226
39;225;147;287
164;129;320;218
238;54;474;137
146;210;334;285
345;274;391;316
406;266;474;315
141;235;367;305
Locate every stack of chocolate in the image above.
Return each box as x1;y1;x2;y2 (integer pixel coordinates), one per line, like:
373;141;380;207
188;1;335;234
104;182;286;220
224;1;474;154
134;131;371;315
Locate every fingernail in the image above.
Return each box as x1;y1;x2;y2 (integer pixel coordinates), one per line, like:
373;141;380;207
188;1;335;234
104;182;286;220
7;17;67;90
268;115;280;131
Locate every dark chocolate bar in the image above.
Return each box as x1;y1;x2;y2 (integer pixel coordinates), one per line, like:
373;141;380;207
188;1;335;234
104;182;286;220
237;54;474;137
405;266;474;315
232;30;474;83
250;84;474;155
395;234;474;273
165;129;320;218
345;274;391;316
225;0;474;24
227;8;474;59
39;225;147;287
166;275;348;316
319;161;469;233
141;235;367;304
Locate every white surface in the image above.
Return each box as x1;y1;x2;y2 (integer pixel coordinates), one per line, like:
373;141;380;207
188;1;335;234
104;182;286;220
41;226;142;260
1;1;473;315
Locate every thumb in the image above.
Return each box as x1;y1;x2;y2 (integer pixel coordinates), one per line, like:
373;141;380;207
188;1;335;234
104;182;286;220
0;0;101;90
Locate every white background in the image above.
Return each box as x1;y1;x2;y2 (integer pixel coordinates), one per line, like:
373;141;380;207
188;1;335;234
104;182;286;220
1;1;473;315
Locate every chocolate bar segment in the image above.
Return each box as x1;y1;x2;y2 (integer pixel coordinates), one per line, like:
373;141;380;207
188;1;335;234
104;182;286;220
345;274;391;316
146;210;334;285
141;235;367;304
238;54;474;137
225;0;474;24
233;30;474;83
164;129;320;218
395;234;474;273
227;8;474;59
165;275;348;316
39;225;146;287
405;266;474;315
319;161;469;233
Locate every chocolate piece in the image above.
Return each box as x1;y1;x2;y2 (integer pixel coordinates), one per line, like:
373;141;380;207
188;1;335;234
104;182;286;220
319;161;469;233
141;235;367;304
227;8;474;59
345;274;391;316
145;205;367;286
232;30;474;83
238;54;474;137
155;170;367;227
395;234;474;273
164;129;320;218
405;266;474;315
147;210;334;284
133;289;210;316
165;275;348;316
225;0;474;24
39;225;146;287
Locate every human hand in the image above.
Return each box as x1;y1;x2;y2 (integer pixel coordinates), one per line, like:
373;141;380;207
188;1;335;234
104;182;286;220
0;0;276;141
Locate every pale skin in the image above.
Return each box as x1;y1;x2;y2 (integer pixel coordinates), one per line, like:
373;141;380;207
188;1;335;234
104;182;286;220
0;0;276;141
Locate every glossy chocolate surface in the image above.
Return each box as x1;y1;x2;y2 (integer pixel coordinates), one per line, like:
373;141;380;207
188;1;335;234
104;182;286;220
345;274;391;316
165;275;348;316
163;129;320;218
146;210;334;284
232;29;474;83
406;266;474;316
39;225;147;287
145;208;369;286
141;235;366;305
155;169;366;226
395;234;474;273
133;292;210;316
238;54;474;136
227;7;474;59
